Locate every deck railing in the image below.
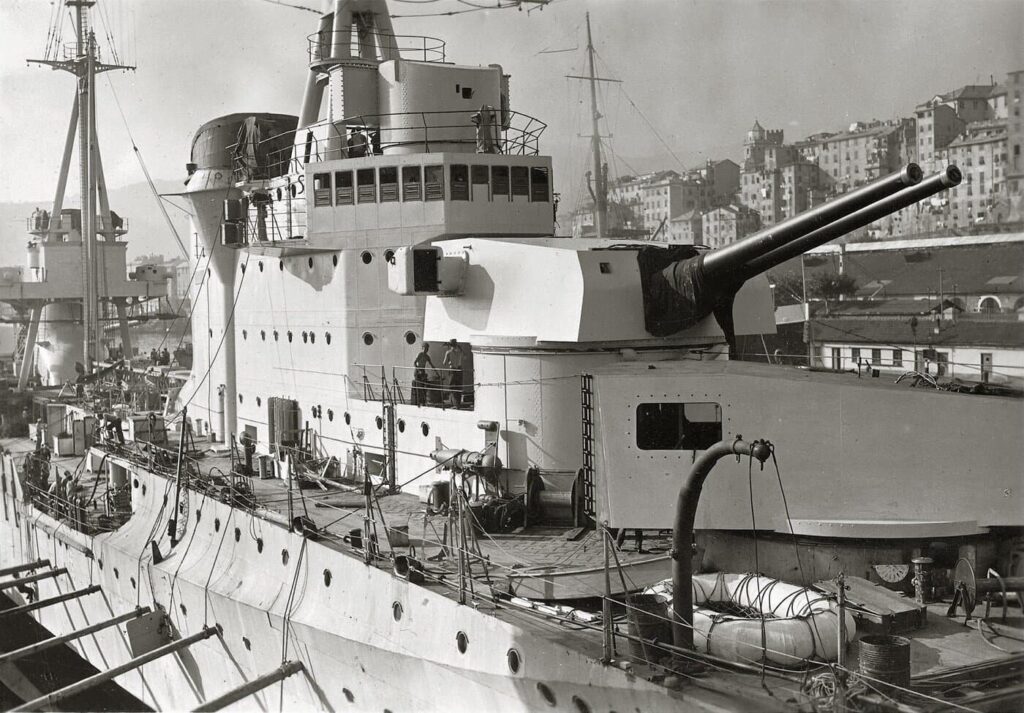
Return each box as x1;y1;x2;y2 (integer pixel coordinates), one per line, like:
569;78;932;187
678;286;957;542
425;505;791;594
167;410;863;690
306;30;446;65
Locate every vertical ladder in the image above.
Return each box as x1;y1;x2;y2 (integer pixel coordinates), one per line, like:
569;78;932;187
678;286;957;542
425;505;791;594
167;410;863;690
580;373;596;519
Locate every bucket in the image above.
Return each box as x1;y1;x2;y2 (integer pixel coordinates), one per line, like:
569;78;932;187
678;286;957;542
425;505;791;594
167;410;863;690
625;594;671;663
859;634;911;696
427;481;450;514
388;525;410;548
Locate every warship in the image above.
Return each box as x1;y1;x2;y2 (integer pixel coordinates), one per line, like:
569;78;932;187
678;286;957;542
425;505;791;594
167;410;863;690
1;0;1022;711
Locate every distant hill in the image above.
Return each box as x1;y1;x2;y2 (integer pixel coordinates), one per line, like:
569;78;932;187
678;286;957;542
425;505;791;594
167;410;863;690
0;179;191;267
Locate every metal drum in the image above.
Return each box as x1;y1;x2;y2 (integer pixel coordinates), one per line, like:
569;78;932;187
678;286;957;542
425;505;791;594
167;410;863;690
859;634;911;696
625;594;671;664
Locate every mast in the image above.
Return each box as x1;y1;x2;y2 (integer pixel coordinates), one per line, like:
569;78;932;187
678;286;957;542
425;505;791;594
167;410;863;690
28;0;134;372
567;14;619;238
585;13;607;239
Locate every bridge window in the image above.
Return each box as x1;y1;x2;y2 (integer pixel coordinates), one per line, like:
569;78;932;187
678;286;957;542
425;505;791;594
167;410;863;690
335;170;354;205
511;166;529;197
425;165;445;201
313;173;332;207
380;167;399;202
471;165;490;196
492;165;510;199
635;402;722;451
530;167;550;202
450;164;469;201
403;166;423;201
357;168;376;203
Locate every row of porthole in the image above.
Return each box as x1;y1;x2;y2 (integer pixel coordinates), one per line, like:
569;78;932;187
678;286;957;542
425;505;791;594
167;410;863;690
240;250;397;275
235;329;419;348
234;401;430;437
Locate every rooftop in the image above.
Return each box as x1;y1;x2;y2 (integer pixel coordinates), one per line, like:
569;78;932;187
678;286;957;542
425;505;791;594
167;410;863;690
812;315;1024;349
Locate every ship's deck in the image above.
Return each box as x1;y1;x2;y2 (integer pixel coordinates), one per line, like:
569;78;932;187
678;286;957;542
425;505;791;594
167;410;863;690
3;432;1023;711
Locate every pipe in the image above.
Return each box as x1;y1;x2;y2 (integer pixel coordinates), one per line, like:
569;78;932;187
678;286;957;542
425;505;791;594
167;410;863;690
0;607;150;666
0;568;67;591
701;164;922;280
193;660;304;712
742;166;962;278
0;560;50;578
12;626;219;712
672;437;771;652
0;585;102;621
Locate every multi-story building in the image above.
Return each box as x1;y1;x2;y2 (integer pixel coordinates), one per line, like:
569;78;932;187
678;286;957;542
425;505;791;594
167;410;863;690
702;204;760;249
696;159;740;206
743;120;784;171
668;209;702;244
926;84;1003;124
914;103;965;172
942;120;1009;227
641;174;707;236
813;121;908;191
1007;70;1024;222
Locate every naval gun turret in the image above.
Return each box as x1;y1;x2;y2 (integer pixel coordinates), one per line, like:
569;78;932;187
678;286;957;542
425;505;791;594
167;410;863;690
641;163;961;345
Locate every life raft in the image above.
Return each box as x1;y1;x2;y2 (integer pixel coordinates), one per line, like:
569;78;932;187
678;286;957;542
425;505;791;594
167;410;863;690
643;572;856;666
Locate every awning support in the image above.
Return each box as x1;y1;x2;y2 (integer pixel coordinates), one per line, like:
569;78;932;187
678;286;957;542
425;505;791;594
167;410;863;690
0;560;51;578
0;585;102;621
193;660;305;712
0;568;68;591
12;625;219;712
0;607;151;666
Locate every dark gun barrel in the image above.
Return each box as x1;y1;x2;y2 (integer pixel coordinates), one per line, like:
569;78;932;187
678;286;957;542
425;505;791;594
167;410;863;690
741;165;962;279
701;163;923;280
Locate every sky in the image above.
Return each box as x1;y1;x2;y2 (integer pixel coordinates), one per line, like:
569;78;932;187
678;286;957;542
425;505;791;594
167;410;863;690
1;0;1022;212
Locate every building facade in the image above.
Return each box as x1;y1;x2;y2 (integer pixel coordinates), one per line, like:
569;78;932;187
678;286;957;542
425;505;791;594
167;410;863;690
702;205;760;249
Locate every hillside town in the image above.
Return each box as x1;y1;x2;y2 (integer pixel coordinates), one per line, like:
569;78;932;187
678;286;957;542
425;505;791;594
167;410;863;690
571;70;1024;388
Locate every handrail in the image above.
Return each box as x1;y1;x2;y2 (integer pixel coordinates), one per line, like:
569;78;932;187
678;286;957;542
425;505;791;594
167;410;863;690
307;30;446;64
233;110;547;182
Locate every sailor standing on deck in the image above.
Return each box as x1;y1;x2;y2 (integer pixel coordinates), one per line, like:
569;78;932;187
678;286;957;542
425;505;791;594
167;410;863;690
412;343;438;407
442;340;464;408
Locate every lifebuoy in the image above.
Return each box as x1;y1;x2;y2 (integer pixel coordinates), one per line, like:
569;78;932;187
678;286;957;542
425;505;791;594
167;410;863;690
644;572;856;666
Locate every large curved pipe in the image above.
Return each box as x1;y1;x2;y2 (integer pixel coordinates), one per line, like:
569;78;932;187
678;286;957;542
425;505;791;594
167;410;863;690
672;437;772;652
701;163;923;280
742;165;962;279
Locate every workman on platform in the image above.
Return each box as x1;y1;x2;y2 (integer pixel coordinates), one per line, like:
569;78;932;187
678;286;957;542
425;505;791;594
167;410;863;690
412;343;438;406
442;339;464;408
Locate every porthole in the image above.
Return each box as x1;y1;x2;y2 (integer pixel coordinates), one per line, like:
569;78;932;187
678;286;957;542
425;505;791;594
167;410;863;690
274;330;279;341
282;549;290;566
242;636;251;651
180;603;187;616
421;422;430;437
130;576;136;590
142;483;147;495
276;188;283;201
572;695;592;713
325;332;331;345
291;184;298;198
456;631;468;654
537;682;556;707
234;527;241;542
404;331;417;345
133;478;139;489
288;331;293;343
261;330;266;341
257;538;264;553
344;412;351;425
113;567;120;579
279;260;284;271
332;254;338;267
324;569;332;587
240;263;246;274
259;261;264;272
397;419;405;433
343;689;354;703
242;329;248;340
392;601;403;621
362;332;374;346
196;509;202;522
375;416;383;430
302;331;308;343
214;518;221;532
208;328;213;337
328;409;334;421
310;332;316;344
384;249;395;263
256;396;262;407
98;559;103;570
360;251;373;264
507;648;521;673
308;257;314;269
238;394;244;404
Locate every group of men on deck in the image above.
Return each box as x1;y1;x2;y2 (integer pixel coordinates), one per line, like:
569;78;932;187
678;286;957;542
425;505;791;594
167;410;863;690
412;339;465;408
